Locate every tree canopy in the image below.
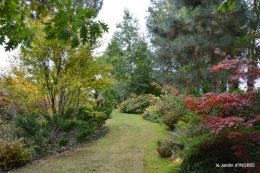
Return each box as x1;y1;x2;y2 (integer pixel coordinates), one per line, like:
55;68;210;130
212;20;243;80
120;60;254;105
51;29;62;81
2;20;114;117
104;8;156;101
0;0;108;51
146;0;247;94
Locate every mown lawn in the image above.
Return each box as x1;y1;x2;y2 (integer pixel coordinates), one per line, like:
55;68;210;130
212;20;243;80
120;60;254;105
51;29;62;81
13;110;178;173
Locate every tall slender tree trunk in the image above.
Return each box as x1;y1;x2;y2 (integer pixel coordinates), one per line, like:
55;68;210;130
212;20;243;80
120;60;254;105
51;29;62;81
208;0;218;94
210;50;218;93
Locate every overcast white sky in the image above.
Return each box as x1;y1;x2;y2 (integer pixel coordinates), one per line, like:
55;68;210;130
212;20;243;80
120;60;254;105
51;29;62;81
0;0;150;67
96;0;150;54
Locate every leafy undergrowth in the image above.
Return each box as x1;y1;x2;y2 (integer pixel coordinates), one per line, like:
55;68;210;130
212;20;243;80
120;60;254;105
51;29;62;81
12;110;175;173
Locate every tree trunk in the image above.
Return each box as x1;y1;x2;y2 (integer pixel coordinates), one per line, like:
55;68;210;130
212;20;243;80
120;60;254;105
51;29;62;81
208;0;218;94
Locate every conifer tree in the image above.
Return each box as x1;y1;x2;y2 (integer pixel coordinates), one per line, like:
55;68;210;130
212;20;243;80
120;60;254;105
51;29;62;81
147;0;247;94
104;9;154;100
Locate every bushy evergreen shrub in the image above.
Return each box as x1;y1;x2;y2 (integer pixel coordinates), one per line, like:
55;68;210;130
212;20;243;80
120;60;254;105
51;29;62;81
75;106;109;128
60;119;79;132
59;139;69;146
76;128;94;143
14;102;111;160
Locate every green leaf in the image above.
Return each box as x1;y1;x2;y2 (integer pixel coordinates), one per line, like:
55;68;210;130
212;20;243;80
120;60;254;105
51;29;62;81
71;35;79;48
5;40;18;51
58;27;73;41
100;22;109;33
0;35;5;44
43;25;52;32
0;0;108;50
45;30;55;40
80;24;88;44
218;0;235;12
80;8;96;18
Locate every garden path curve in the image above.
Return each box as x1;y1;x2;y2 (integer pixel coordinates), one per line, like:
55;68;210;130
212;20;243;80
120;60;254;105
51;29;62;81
13;110;173;173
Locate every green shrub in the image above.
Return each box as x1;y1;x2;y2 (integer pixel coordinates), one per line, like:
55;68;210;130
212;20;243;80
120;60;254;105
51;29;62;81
15;114;47;152
76;128;94;143
75;106;109;128
142;110;164;123
249;143;260;162
145;101;164;119
0;140;29;172
178;110;201;129
119;94;159;114
172;121;258;173
60;119;80;132
144;94;188;128
63;107;74;119
143;97;164;123
0;90;113;171
59;139;69;146
161;94;187;129
15;112;102;159
157;139;180;157
75;106;94;121
180;133;242;173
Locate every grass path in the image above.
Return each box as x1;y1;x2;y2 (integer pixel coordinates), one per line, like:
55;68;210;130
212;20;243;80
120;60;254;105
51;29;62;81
13;110;174;173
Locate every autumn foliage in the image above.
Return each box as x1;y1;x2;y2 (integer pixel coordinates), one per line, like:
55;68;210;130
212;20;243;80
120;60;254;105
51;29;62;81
185;92;252;117
182;50;260;172
210;48;260;89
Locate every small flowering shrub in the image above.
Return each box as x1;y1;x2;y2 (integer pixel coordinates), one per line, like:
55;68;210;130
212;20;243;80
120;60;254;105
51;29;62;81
0;139;30;172
119;94;159;114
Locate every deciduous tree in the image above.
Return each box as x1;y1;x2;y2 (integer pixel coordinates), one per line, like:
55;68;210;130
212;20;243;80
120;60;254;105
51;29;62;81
0;0;108;51
3;20;114;117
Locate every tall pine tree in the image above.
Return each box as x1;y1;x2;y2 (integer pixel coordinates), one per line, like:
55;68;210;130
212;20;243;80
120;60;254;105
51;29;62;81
147;0;247;94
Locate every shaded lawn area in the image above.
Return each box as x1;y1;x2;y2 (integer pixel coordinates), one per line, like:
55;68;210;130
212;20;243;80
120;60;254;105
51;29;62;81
13;110;177;173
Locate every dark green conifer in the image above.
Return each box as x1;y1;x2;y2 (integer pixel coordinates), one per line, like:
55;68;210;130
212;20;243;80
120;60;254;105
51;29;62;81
147;0;247;94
